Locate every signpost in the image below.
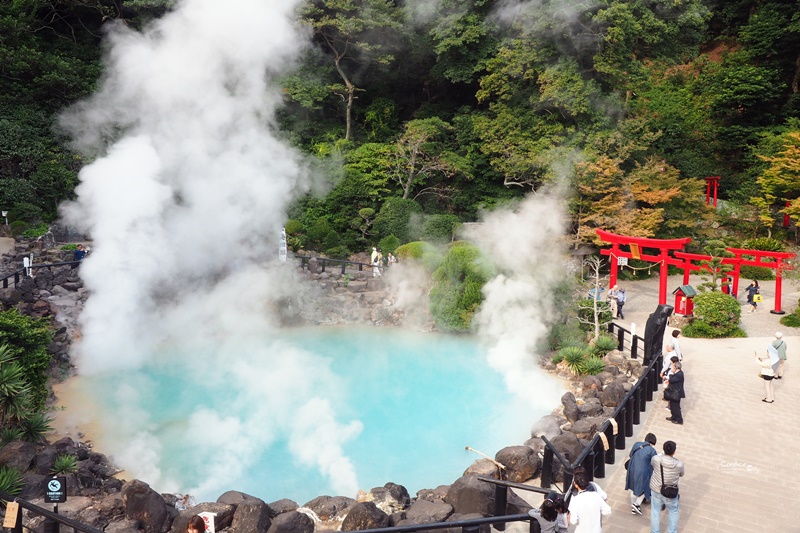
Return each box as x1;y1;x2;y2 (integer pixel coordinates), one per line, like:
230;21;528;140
44;476;67;533
278;227;287;263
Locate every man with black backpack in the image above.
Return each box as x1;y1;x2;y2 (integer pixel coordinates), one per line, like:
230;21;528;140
649;440;684;533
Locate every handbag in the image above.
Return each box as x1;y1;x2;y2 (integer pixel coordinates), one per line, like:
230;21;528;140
624;443;647;470
753;294;763;303
663;387;681;401
660;463;679;499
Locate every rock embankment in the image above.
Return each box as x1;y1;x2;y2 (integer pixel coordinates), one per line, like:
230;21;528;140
1;241;647;532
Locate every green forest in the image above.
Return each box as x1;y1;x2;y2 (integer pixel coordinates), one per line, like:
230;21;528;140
2;0;800;254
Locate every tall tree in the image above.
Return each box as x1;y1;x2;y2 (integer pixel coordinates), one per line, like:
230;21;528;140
299;0;401;141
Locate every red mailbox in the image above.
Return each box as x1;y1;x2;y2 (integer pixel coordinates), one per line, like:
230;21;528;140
673;285;697;316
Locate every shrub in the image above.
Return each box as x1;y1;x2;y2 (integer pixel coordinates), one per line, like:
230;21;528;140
582;357;607;375
323;245;350;259
18;412;53;443
742;237;785;252
0;466;23;497
0;310;53;411
780;313;800;328
1;427;23;445
739;266;774;281
429;242;492;332
683;292;743;338
546;321;584;352
22;223;49;239
378;234;400;254
285;219;303;235
420;214;461;244
9;220;27;238
372;197;423;243
50;454;78;475
592;335;618;356
395;241;443;272
60;244;78;251
576;299;613;332
559;345;588;374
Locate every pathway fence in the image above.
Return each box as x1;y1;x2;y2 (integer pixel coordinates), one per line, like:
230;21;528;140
0;490;104;533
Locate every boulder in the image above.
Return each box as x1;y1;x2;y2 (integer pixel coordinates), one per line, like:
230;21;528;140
561;392;580;423
416;485;449;503
105;519;142;533
396;499;453;525
368;482;410;514
495;446;541;483
582;375;603;390
341;502;389;531
569;418;598;439
578;397;604;417
303;495;354;521
268;499;298;517
444;475;530;517
523;437;545;456
266;511;314;533
549;431;583;465
600;381;626;407
121;480;169;533
0;441;38;472
530;415;563;440
463;459;502;478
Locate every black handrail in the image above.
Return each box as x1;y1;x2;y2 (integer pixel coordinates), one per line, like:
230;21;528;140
342;513;540;533
295;254;375;275
1;260;83;289
608;322;644;359
0;490;105;533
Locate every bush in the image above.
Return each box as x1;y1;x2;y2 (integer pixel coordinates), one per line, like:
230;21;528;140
742;237;785;252
780;313;800;328
285;219;303;235
739;266;774;281
0;465;23;497
546;321;585;352
429;242;492;332
558;345;588;374
60;244;78;251
50;454;78;475
576;299;613;332
395;241;443;272
592;335;618;356
372;197;423;243
420;214;461;244
378;234;400;254
0;310;54;411
21;223;48;239
18;412;53;443
323;245;350;259
582;357;607;375
9;220;27;238
683;292;743;338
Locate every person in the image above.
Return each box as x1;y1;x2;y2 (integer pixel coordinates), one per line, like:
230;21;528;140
528;496;559;533
660;353;680;410
569;466;607;500
756;349;775;403
372;258;382;278
72;244;87;269
567;472;611;532
387;252;397;266
649;440;684;533
668;330;683;359
370;246;379;264
772;331;788;379
745;280;760;313
186;515;206;533
664;360;685;424
616;287;627;319
625;432;658;515
606;284;619;317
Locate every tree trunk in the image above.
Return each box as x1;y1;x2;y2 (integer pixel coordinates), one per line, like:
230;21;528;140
334;55;355;141
792;52;800;94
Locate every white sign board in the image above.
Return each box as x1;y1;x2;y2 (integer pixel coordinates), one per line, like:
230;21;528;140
617;257;628;266
278;227;288;263
199;512;216;533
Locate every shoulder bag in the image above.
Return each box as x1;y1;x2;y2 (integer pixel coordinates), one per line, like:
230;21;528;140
663;386;681;401
624;443;646;470
660;463;679;499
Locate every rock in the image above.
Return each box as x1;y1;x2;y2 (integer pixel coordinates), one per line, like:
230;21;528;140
341;502;390;531
231;498;272;533
463;459;502;478
303;495;354;521
444;475;530;517
0;441;38;472
495;446;541;483
416;485;450;503
395;499;453;526
266;511;314;533
121;480;169;533
268;499;298;517
104;519;142;532
600;381;626;407
561;392;580;423
368;482;410;514
578;397;604;417
523;437;545;456
530;415;563;440
549;431;583;465
582;375;603;390
569;418;598;439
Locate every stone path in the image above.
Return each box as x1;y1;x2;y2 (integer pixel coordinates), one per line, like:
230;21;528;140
593;274;800;532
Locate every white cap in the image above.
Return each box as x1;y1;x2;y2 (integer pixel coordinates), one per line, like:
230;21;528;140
775;332;783;339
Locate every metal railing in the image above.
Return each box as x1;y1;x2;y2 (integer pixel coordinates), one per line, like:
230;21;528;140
608;322;645;359
0;260;82;289
295;255;375;275
538;346;664;497
0;490;105;533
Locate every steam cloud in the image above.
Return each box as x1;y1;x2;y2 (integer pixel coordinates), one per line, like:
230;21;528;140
59;0;363;500
469;189;568;408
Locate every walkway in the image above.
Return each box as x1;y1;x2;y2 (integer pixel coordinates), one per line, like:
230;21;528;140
599;274;800;532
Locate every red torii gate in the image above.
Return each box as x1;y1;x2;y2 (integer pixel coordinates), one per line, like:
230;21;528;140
596;229;691;306
597;229;796;314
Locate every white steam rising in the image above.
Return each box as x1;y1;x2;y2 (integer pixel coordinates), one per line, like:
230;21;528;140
470;190;568;407
60;0;362;500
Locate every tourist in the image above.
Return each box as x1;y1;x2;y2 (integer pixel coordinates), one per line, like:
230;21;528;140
745;280;760;313
615;287;627;319
186;515;206;533
528;496;559;532
72;244;87;269
664;360;684;424
567;472;611;532
756;349;775;403
606;284;619;317
624;433;658;515
668;329;683;359
660;353;680;410
387;252;397;266
570;466;607;500
649;440;684;533
372;258;382;278
772;332;788;379
370;246;379;264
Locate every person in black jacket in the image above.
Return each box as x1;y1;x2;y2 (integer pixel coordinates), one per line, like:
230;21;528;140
664;361;685;424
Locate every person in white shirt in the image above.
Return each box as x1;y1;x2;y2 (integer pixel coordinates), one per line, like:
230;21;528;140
668;330;683;359
568;472;611;533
